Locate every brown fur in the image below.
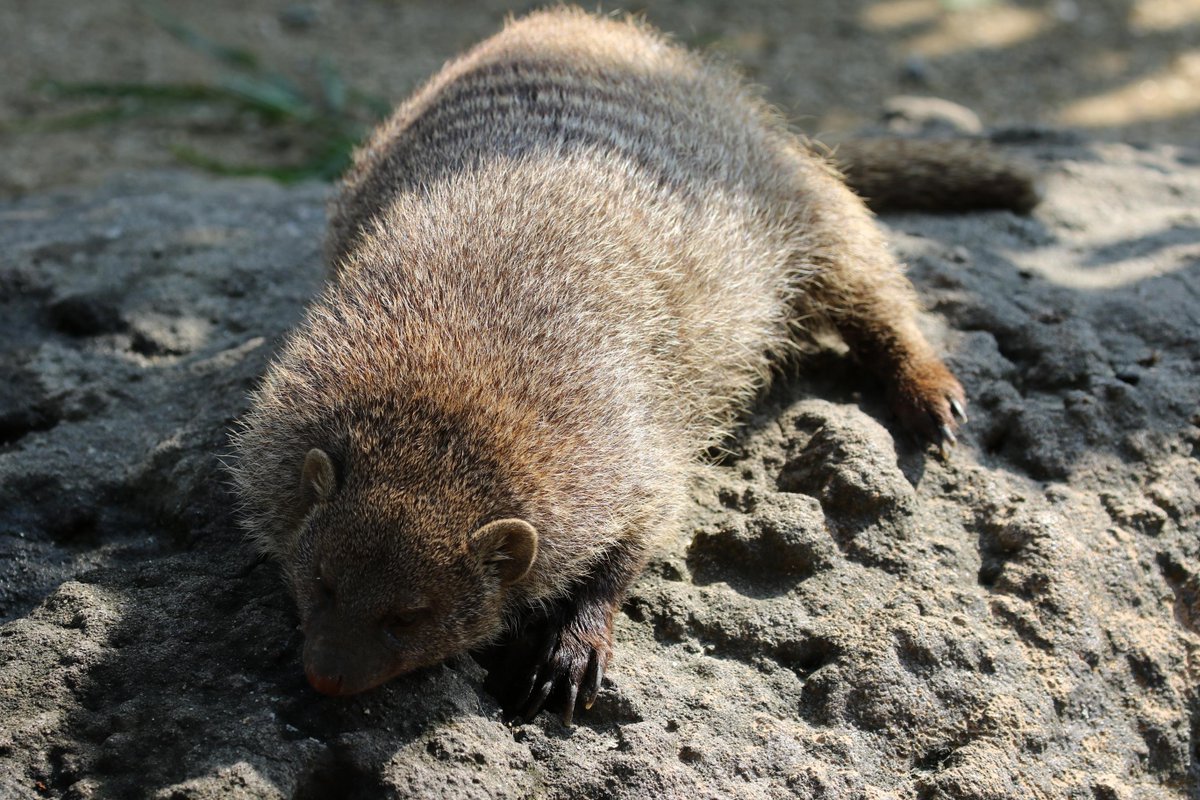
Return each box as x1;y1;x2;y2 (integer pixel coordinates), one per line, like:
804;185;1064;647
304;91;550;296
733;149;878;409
833;138;1042;213
230;7;1021;722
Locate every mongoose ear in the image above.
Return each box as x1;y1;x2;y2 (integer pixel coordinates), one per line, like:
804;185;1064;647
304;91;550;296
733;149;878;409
472;518;538;587
300;448;338;506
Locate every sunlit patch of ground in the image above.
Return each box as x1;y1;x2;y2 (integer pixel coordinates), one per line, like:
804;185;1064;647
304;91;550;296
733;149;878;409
863;0;1053;59
1059;51;1200;127
1131;0;1200;33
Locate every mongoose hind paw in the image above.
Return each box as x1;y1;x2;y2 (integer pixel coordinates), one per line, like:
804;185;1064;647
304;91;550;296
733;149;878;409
889;359;968;456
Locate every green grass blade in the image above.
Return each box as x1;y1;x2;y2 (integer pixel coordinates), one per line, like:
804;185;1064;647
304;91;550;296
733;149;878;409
141;3;259;70
2;105;142;133
172;138;353;183
317;58;347;115
39;80;223;103
216;74;314;121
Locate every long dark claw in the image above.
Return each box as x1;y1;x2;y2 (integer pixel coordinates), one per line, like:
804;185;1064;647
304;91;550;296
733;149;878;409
939;423;957;446
513;664;542;713
938;424;958;460
949;397;968;423
522;677;555;722
562;684;579;727
509;626;560;714
582;650;602;709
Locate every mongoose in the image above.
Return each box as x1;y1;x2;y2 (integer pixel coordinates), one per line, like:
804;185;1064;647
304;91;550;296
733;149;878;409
230;8;1034;724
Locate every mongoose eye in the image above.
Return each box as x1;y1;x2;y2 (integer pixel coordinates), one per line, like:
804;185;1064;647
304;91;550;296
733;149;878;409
382;608;432;639
315;570;336;604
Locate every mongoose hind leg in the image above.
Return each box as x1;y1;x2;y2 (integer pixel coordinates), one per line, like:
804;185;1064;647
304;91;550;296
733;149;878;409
796;165;968;449
834;287;968;452
481;544;643;725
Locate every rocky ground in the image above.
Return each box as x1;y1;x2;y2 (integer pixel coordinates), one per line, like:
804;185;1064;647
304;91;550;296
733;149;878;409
0;133;1198;798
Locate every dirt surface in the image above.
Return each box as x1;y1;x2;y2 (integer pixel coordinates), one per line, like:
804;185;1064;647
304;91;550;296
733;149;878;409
2;2;1200;798
1;134;1198;797
3;1;1200;195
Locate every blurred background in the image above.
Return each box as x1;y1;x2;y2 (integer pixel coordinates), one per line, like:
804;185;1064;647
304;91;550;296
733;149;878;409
3;0;1199;197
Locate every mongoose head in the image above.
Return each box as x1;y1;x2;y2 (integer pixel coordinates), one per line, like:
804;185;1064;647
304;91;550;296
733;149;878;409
291;448;538;696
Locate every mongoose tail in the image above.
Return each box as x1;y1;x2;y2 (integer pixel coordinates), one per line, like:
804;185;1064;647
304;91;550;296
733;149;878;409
833;138;1043;214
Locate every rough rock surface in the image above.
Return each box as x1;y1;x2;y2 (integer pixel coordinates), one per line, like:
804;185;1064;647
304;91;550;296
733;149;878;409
2;139;1198;799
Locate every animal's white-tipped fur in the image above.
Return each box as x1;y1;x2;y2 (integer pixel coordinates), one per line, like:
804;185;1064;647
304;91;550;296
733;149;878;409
228;8;1013;713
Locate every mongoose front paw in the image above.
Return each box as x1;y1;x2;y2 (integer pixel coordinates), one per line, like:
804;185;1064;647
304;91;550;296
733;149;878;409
484;606;613;726
889;358;968;455
515;624;609;725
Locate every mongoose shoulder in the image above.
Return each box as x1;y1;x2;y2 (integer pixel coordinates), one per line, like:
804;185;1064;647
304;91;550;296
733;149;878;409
231;7;1031;723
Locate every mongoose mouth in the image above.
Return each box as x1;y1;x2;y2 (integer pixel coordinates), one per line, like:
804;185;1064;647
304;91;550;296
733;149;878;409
305;667;348;696
304;665;395;697
307;666;345;695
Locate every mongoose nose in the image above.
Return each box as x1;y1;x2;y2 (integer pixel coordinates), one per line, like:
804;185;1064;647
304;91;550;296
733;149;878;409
306;668;345;696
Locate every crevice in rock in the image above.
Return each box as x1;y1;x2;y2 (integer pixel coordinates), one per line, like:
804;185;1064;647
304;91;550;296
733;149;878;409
774;636;839;680
294;746;385;800
0;403;61;447
46;294;127;338
1155;552;1199;636
912;743;954;772
988;600;1054;652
